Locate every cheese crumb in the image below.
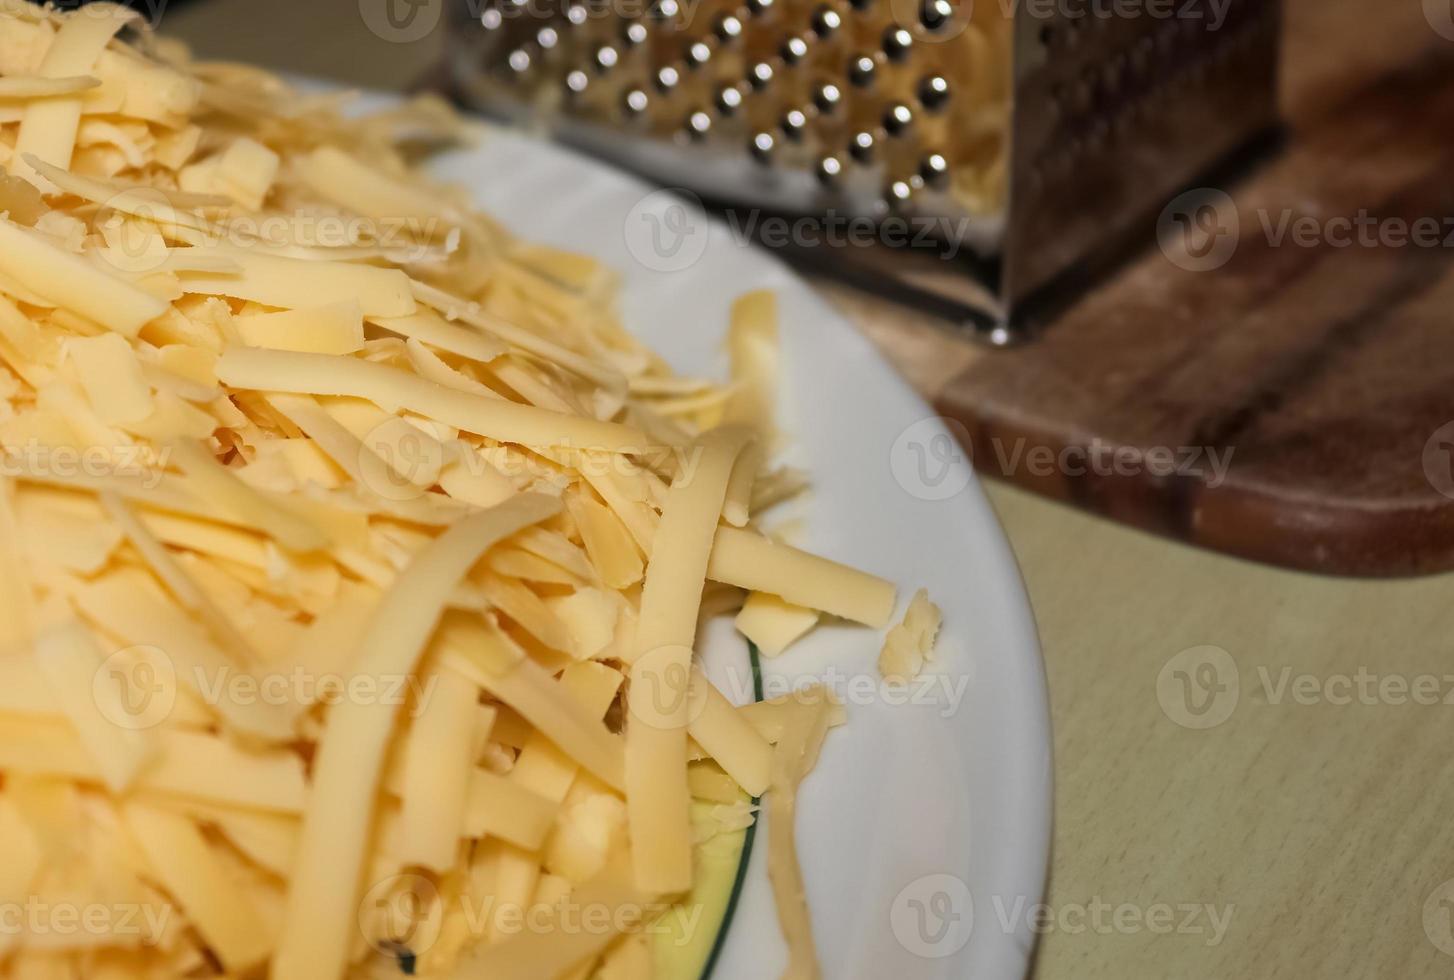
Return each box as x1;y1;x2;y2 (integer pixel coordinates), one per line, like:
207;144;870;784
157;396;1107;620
877;588;943;683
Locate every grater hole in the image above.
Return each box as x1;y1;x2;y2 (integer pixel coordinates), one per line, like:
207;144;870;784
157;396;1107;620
780;109;809;142
813;82;842;114
685;111;712;140
749;61;775;90
507;48;532;73
656;65;681;91
714;14;743;42
648;0;680;19
716;85;744;115
750;132;776;163
848;0;872;9
917;74;949;111
849;130;875;162
817;156;843;186
685;40;712;69
621;22;648;46
811;6;842;37
746;0;774;16
566;3;589;25
919;152;949;187
882;102;913;137
536;27;559;50
919;0;953;33
781;36;810;65
848;55;876;88
565;69;589;94
480;8;503;30
594;45;620;73
885;179;913;207
882;26;913;62
622;88;649;116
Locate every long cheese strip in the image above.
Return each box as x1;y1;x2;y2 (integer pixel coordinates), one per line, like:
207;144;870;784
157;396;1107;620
722;439;763;527
33;619;157;793
217;346;648;453
568;491;644;589
0;216;166;336
99;491;261;667
11;1;133;188
0;76;99;98
296;145;462;223
708;527;897;628
178;249;416;317
121;802;271;973
371;309;505;365
722;289;778;437
509;661;623;803
397;665;478;870
170;439;328;553
686;669;772;797
272;492;560;980
0;717;306;812
767;687;834;980
444;624;625;791
412;280;624;390
626;428;747;894
236;301;364;355
0;478;32;652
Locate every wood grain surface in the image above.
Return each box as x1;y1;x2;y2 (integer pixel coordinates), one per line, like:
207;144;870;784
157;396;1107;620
934;0;1454;576
162;3;1454;979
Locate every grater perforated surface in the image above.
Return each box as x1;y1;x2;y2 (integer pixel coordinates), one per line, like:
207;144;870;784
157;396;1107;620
445;0;1280;337
446;0;1012;224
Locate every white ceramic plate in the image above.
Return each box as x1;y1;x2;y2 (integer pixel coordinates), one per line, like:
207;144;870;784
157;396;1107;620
421;121;1051;980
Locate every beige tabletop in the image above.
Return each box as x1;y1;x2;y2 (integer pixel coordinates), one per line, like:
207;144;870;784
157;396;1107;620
166;2;1454;976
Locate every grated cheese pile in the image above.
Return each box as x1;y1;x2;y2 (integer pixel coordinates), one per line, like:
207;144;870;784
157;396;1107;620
0;4;941;979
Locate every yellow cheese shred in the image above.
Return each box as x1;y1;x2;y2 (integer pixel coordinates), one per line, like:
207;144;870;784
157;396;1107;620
766;686;835;980
273;494;559;980
0;11;946;977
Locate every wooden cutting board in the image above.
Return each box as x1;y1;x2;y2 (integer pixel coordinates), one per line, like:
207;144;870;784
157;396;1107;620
909;0;1454;577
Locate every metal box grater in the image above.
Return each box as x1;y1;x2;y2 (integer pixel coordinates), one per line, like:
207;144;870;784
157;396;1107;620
443;0;1282;341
